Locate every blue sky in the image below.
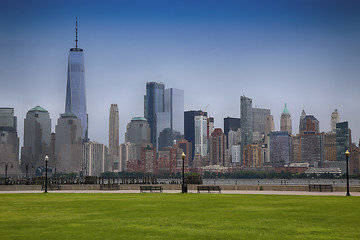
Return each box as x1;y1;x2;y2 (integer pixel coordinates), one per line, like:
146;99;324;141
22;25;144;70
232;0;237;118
1;0;360;146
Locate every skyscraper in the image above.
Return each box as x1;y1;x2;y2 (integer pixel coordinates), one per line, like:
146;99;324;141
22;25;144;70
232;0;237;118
269;131;291;166
331;109;340;133
223;117;241;143
299;112;319;134
55;113;83;173
144;82;165;148
194;115;208;157
65;18;88;141
241;96;253;162
21;106;51;175
109;104;119;169
252;107;270;136
184;110;207;160
157;88;184;150
209;128;228;166
280;103;292;134
0;108;19;177
336;121;351;162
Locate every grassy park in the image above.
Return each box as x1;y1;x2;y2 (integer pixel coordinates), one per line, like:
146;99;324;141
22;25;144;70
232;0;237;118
0;193;359;239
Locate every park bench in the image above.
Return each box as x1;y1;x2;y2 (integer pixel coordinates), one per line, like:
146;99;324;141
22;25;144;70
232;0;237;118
140;185;163;193
308;184;333;192
197;185;221;193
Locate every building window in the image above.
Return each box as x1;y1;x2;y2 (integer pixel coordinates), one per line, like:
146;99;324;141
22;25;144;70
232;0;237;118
0;132;5;137
35;113;39;118
69;120;73;125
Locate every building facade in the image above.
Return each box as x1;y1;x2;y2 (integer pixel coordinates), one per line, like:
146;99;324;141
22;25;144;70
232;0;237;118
241;96;253;163
280;103;292;134
269;131;291;166
83;141;108;176
109;104;119;170
184;110;207;160
194;115;208;157
331;109;340;133
55;113;83;174
21;106;51;176
65;20;88;141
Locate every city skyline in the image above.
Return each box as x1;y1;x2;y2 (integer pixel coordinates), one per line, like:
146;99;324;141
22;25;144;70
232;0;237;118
1;0;360;147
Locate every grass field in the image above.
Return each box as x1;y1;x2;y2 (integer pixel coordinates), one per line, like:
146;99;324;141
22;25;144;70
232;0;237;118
0;193;359;239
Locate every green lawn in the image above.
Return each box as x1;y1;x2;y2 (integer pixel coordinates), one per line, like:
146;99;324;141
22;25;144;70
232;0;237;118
0;193;359;240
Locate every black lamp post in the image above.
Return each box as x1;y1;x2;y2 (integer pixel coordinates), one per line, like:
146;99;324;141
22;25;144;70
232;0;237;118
1;162;13;184
345;150;350;196
181;152;187;193
44;155;49;193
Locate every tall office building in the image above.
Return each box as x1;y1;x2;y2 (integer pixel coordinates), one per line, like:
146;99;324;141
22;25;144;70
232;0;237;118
331;109;340;133
83;141;108;176
184;110;207;160
157;88;184;150
252;108;270;136
119;142;137;172
280;103;292;134
223;117;240;140
65;19;88;141
241;96;253;162
0;108;19;177
144;82;165;147
207;117;214;138
336;122;351;162
21;106;51;175
109;104;119;169
55;113;83;173
209;128;228;166
269;131;291;166
299;112;319;134
126;117;151;162
194;115;208;157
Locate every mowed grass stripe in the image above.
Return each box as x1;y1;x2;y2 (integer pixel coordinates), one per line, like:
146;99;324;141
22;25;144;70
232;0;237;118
0;193;358;240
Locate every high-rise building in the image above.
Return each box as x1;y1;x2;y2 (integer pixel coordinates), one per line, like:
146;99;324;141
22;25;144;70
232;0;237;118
241;95;253;163
119;142;137;172
164;88;184;136
209;128;228;166
65;19;88;141
83;141;108;176
207;117;214;139
144;82;165;147
125;117;151;161
269;131;291;166
184;110;207;160
252;107;270;136
243;144;262;168
194;115;208;157
224;117;241;140
336;122;351;162
280;103;292;134
21;106;51;176
0;108;19;177
55;113;83;173
324;132;337;161
331;109;340;133
301;132;324;167
299;113;320;134
157;88;184;150
109;104;119;169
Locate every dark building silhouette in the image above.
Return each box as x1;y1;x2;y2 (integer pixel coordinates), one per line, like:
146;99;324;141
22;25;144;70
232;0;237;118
184;110;207;160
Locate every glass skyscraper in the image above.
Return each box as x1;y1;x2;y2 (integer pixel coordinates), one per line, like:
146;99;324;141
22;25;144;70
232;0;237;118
65;20;88;141
144;82;165;147
241;96;253;150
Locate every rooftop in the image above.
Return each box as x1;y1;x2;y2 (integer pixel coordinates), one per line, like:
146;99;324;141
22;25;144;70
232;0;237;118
28;105;48;113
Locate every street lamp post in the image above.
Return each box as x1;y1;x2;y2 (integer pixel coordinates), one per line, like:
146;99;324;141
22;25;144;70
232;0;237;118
1;162;13;185
345;150;350;196
44;155;49;193
181;152;187;193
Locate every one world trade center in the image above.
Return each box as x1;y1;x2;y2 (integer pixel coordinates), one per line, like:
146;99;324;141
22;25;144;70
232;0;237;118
65;18;88;141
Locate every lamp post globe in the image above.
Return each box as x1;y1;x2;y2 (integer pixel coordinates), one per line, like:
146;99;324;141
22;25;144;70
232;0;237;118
44;155;49;193
345;150;350;196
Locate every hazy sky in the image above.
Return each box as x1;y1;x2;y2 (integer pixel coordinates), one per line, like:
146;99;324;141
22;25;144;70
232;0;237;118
1;0;360;147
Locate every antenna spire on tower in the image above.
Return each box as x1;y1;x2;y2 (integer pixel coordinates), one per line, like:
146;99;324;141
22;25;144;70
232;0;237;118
75;17;78;48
